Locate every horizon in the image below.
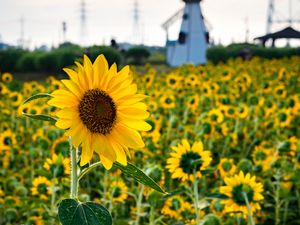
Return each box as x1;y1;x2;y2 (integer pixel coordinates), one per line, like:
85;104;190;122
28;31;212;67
1;0;300;49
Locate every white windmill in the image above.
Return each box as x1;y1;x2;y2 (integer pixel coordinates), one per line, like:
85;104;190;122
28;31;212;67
162;0;209;67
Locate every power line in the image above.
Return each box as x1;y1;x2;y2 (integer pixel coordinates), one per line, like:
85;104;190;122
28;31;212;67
266;0;300;34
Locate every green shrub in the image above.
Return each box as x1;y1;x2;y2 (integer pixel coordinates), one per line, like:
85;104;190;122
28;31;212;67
0;48;26;72
207;44;300;64
16;52;38;72
125;47;151;65
35;52;60;72
87;46;123;66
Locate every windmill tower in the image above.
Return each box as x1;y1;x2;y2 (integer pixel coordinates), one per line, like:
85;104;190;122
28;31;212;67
163;0;208;67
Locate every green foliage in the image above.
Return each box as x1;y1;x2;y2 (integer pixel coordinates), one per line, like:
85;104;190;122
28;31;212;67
113;162;165;193
207;44;300;64
22;93;51;104
58;199;112;225
125;47;151;65
0;44;123;73
16;52;38;72
87;45;123;66
0;48;26;72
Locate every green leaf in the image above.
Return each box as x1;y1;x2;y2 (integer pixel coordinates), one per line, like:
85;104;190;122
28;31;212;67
161;189;186;200
114;162;165;194
22;113;57;124
23;93;51;104
206;193;229;200
58;199;112;225
201;168;216;175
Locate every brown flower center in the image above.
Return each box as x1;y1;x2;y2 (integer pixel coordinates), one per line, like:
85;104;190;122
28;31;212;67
78;89;117;134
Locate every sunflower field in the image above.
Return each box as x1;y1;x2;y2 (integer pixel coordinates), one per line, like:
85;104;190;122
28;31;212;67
1;55;300;225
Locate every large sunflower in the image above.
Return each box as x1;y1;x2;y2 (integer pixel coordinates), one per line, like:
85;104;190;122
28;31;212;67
166;139;212;182
48;55;151;169
220;171;264;216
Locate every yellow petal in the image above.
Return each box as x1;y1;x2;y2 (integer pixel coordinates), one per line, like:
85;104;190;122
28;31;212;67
93;134;117;163
108;137;127;166
118;108;149;119
56;107;78;119
118;118;152;131
63;68;79;84
83;55;93;88
100;154;113;170
56;119;73;129
116;94;148;105
93;54;109;87
80;133;94;166
112;124;145;148
61;80;83;99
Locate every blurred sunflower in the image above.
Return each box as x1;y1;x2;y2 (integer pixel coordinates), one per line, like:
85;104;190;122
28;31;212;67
43;153;70;177
160;94;176;109
208;108;224;124
276;109;292;128
220;68;233;81
10;92;23;108
109;181;128;203
252;146;275;172
50;136;69;156
166;74;181;89
31;176;52;201
1;72;13;83
237;104;249;119
161;196;187;219
187;94;200;113
50;79;64;91
218;158;236;178
48;55;151;169
143;73;155;88
166;139;212;182
0;82;9;95
220;171;264;216
0;129;16;151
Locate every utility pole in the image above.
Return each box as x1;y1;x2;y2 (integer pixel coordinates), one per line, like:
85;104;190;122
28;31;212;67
133;0;141;45
266;0;300;34
245;17;249;43
80;0;87;46
266;0;274;34
18;16;25;48
62;21;67;43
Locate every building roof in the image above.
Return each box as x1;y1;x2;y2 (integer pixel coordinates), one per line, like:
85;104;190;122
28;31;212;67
254;26;300;41
182;0;201;3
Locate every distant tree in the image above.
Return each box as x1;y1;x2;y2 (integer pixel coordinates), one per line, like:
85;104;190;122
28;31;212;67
125;47;151;65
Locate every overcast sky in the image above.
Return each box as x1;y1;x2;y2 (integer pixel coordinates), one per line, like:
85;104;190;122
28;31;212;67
0;0;299;48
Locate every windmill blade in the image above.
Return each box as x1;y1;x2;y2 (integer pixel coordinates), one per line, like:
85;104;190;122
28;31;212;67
161;7;184;31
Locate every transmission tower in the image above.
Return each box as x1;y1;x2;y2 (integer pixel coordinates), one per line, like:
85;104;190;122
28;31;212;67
18;16;25;48
80;0;88;46
62;21;67;43
266;0;300;34
132;0;142;45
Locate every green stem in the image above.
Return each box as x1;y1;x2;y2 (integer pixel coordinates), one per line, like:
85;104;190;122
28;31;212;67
283;200;289;225
193;171;200;225
135;184;145;225
149;206;155;225
275;174;281;225
78;161;102;181
69;137;78;199
242;192;255;225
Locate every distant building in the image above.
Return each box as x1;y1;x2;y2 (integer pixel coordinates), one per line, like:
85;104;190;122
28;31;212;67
0;42;11;50
164;0;208;67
